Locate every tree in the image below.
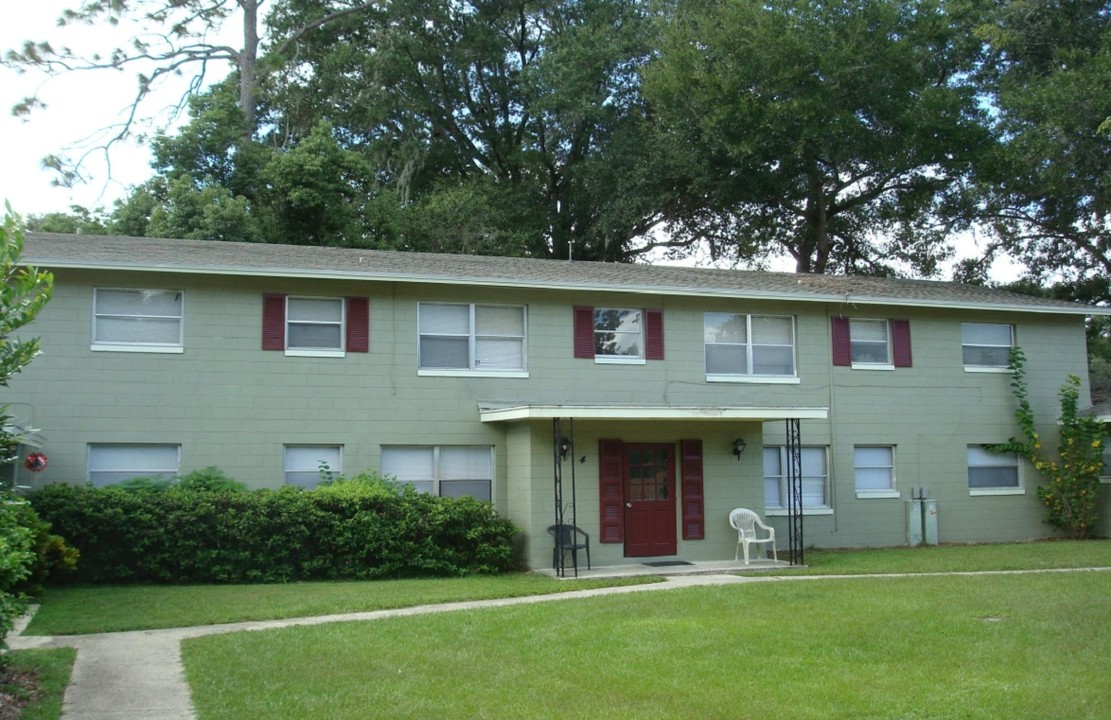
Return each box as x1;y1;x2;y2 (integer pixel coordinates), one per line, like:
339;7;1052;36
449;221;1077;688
974;0;1111;294
3;0;377;186
263;0;675;260
643;0;993;274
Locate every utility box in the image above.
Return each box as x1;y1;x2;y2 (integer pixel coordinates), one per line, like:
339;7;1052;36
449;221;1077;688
907;500;924;546
922;499;938;545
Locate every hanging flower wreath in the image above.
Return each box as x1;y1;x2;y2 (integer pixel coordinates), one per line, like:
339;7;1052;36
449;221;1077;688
24;452;48;472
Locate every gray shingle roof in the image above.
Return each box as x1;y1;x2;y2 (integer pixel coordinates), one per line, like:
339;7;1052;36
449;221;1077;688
22;232;1106;315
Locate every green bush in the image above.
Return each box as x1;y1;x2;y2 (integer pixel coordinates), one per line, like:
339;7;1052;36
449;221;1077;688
0;493;36;651
28;478;521;585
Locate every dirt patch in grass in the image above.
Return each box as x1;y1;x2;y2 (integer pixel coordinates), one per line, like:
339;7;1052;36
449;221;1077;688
0;665;42;719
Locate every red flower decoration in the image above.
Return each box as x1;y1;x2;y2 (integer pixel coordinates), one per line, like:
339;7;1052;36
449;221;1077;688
24;452;48;472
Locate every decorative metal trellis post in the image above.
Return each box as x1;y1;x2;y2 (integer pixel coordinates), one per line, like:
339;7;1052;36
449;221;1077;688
551;417;577;577
785;417;804;566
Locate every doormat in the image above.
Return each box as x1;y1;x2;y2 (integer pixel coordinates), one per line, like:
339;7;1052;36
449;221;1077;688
642;561;693;567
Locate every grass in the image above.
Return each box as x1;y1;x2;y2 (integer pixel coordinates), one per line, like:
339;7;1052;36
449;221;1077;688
24;573;660;635
2;648;75;720
181;571;1111;720
780;538;1111;575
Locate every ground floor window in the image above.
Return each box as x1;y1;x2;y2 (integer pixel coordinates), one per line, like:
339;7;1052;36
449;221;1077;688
380;446;493;501
763;446;829;509
1101;433;1111;482
87;444;179;486
854;445;897;497
284;445;343;489
967;446;1021;494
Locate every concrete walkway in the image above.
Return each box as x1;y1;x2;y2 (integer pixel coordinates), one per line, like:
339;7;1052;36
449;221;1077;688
9;566;1110;720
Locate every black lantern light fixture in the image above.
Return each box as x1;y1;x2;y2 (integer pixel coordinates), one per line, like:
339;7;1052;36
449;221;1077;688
558;436;572;461
732;438;747;460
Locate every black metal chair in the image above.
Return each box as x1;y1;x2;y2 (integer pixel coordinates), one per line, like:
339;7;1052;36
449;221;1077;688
547;524;591;572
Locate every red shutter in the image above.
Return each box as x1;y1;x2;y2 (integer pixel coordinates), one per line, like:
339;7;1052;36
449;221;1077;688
346;297;370;353
645;308;664;360
892;319;912;367
680;439;705;540
573;306;595;358
598;439;624;543
262;294;285;350
831;316;851;366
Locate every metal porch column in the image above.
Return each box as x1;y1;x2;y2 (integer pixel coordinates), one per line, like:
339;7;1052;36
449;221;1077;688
785;417;804;566
551;418;577;577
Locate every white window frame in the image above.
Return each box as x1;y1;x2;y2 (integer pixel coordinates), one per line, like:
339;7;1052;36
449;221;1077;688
380;445;494;501
285;296;346;357
1099;431;1110;484
961;323;1015;372
87;444;180;486
854;445;899;498
704;313;799;383
763;446;833;515
849;318;893;370
284;445;343;489
417;303;528;377
593;308;645;364
967;445;1024;496
92;288;185;353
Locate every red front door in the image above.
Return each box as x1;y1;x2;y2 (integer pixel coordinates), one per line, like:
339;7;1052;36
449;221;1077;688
623;444;677;557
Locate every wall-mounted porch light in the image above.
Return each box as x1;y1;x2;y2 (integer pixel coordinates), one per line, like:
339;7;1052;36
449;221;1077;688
732;438;747;460
558;436;572;461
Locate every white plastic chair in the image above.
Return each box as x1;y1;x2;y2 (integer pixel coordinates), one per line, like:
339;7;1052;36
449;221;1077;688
728;508;778;565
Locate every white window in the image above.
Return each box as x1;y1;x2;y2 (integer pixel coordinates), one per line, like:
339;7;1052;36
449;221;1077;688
87;444;180;486
418;303;526;373
763;446;830;511
284;446;343;489
287;297;344;352
854;446;898;497
594;308;642;359
1101;435;1111;483
849;319;891;365
705;313;796;378
961;323;1014;369
967;446;1022;494
93;289;184;352
380;446;493;501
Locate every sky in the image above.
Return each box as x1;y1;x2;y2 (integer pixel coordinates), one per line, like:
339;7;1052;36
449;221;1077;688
0;1;236;217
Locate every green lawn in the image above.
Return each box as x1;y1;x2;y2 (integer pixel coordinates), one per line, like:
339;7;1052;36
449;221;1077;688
3;648;75;720
181;571;1111;720
786;538;1111;575
24;574;660;635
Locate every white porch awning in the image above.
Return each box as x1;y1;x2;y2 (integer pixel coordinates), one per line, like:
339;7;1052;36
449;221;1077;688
478;403;829;423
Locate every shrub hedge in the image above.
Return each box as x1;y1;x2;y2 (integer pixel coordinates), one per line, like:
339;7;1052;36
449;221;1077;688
28;480;522;584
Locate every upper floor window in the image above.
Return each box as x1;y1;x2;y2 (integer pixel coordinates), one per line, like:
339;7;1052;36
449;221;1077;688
705;313;796;379
573;306;664;363
288;297;344;351
381;445;493;501
284;445;342;489
418;303;526;374
961;323;1014;369
832;316;912;369
763;446;830;512
93;288;184;353
87;443;180;487
967;445;1022;495
262;294;368;357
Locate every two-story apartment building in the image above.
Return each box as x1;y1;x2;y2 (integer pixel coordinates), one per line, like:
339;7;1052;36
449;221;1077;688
9;233;1111;569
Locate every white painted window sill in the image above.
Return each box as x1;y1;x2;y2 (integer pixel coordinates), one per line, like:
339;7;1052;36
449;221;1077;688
706;375;800;384
285;349;345;358
91;344;184;354
855;490;901;499
765;507;834;517
969;488;1025;496
964;366;1012;374
851;363;895;371
418;369;529;379
594;357;646;365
